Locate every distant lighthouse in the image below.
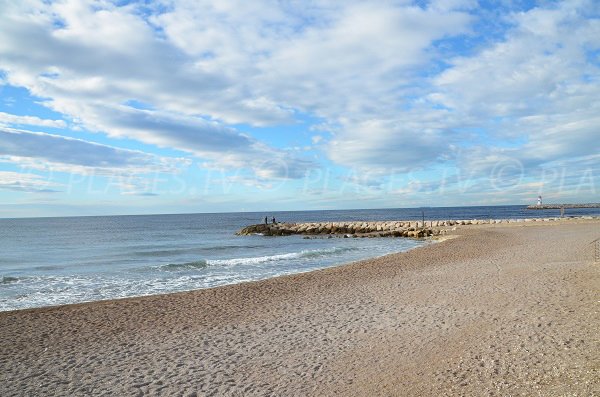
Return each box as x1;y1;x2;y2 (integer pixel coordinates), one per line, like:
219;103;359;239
537;195;542;206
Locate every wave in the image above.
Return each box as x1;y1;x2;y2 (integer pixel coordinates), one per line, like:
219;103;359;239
157;246;360;271
166;247;358;269
135;244;265;257
159;260;209;271
134;249;191;257
300;246;359;258
207;244;264;251
209;246;360;267
1;276;20;284
33;265;63;271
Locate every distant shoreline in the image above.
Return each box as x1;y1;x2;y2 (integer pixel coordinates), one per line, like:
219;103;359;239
526;203;600;209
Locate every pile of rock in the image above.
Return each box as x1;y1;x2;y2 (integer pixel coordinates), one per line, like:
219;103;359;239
237;220;444;238
237;222;438;238
236;217;596;239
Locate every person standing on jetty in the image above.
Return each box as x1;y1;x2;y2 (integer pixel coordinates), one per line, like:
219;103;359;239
264;216;268;225
272;216;276;224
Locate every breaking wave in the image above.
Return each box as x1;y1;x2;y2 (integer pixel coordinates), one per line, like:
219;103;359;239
159;260;209;271
1;276;20;284
157;246;360;271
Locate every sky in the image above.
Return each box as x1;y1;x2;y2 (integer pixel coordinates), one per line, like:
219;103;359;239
0;0;598;217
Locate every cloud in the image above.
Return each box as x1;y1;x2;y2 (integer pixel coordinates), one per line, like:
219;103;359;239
0;112;66;128
0;0;463;177
255;2;472;120
319;0;600;191
327;116;459;174
0;0;291;126
0;127;190;175
428;1;600;184
73;104;316;179
222;175;274;190
0;171;61;193
0;0;597;204
432;2;600;118
0;0;316;179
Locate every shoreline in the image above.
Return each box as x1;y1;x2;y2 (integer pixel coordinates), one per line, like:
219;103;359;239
0;237;428;314
5;216;595;315
1;219;598;395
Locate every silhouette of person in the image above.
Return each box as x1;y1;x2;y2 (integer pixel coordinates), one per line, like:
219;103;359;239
272;217;276;224
264;216;268;225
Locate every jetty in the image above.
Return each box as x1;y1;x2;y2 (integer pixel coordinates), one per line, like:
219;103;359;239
526;203;600;209
236;216;599;238
526;203;600;217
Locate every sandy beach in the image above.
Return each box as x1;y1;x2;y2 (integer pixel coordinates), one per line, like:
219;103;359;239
1;219;598;396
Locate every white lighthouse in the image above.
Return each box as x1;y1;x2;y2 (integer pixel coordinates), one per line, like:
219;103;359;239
537;195;542;206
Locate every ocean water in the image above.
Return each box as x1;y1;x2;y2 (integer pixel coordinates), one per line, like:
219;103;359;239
1;205;598;311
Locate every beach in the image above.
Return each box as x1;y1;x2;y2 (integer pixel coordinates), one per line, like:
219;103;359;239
1;219;598;396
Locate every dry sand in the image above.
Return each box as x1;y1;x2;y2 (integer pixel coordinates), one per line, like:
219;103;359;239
1;220;599;396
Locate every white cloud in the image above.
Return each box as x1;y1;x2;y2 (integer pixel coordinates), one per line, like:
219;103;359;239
255;2;472;121
428;0;600;179
328;117;454;174
0;0;317;179
311;135;323;145
0;0;467;174
0;127;190;176
326;0;600;181
72;104;315;179
0;112;66;128
0;0;597;203
0;171;61;193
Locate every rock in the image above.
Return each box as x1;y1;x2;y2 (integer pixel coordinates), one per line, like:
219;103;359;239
237;215;587;239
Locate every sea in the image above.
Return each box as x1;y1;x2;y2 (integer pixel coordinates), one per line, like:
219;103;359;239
1;205;598;312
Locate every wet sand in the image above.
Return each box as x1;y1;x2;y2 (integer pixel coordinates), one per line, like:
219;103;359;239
1;220;599;396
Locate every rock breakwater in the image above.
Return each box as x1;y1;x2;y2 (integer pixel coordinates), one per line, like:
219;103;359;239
236;216;598;239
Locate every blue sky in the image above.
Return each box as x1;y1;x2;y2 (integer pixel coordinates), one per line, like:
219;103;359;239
0;0;598;217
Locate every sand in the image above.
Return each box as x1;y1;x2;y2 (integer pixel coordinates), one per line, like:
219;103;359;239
1;220;599;396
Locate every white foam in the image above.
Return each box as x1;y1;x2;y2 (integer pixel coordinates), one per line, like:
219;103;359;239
206;246;358;267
